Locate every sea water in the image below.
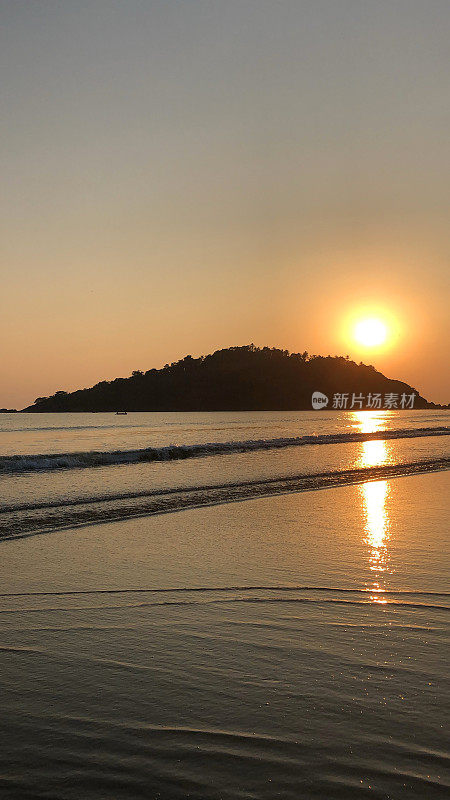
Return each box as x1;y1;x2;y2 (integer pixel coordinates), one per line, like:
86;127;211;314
0;410;448;798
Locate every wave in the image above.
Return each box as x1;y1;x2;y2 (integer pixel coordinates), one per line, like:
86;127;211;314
129;597;450;612
0;426;448;474
1;594;448;614
1;584;447;598
1;457;448;541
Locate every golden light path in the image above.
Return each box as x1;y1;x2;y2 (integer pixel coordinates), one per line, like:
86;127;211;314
353;412;392;604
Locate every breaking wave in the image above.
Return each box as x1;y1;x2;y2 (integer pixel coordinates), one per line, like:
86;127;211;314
0;426;448;475
1;457;448;540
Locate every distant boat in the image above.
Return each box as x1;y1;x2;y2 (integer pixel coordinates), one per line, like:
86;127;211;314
116;411;128;415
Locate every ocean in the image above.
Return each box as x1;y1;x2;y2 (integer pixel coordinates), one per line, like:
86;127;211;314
0;410;449;798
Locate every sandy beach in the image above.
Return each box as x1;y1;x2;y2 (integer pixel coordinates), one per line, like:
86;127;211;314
1;468;448;798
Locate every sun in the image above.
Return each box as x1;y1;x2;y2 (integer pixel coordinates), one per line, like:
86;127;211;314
353;318;388;348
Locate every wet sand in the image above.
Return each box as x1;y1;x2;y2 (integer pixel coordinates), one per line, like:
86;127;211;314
0;473;448;798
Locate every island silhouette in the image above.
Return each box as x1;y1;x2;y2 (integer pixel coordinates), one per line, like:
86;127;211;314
22;345;443;412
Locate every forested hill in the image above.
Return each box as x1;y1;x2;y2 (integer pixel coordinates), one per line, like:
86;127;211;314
24;345;433;412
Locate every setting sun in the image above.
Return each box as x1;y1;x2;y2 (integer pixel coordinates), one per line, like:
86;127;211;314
1;5;449;797
354;318;388;348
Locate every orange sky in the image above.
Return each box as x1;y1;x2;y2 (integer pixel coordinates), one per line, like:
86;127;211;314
1;1;449;408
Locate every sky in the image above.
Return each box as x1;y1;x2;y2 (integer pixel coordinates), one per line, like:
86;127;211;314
1;0;449;408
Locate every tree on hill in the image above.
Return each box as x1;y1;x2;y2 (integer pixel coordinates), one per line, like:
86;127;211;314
23;345;432;412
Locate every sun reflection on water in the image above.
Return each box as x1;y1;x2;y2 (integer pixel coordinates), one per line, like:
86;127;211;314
353;410;392;469
360;439;388;468
350;409;388;435
351;411;393;603
360;479;392;602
